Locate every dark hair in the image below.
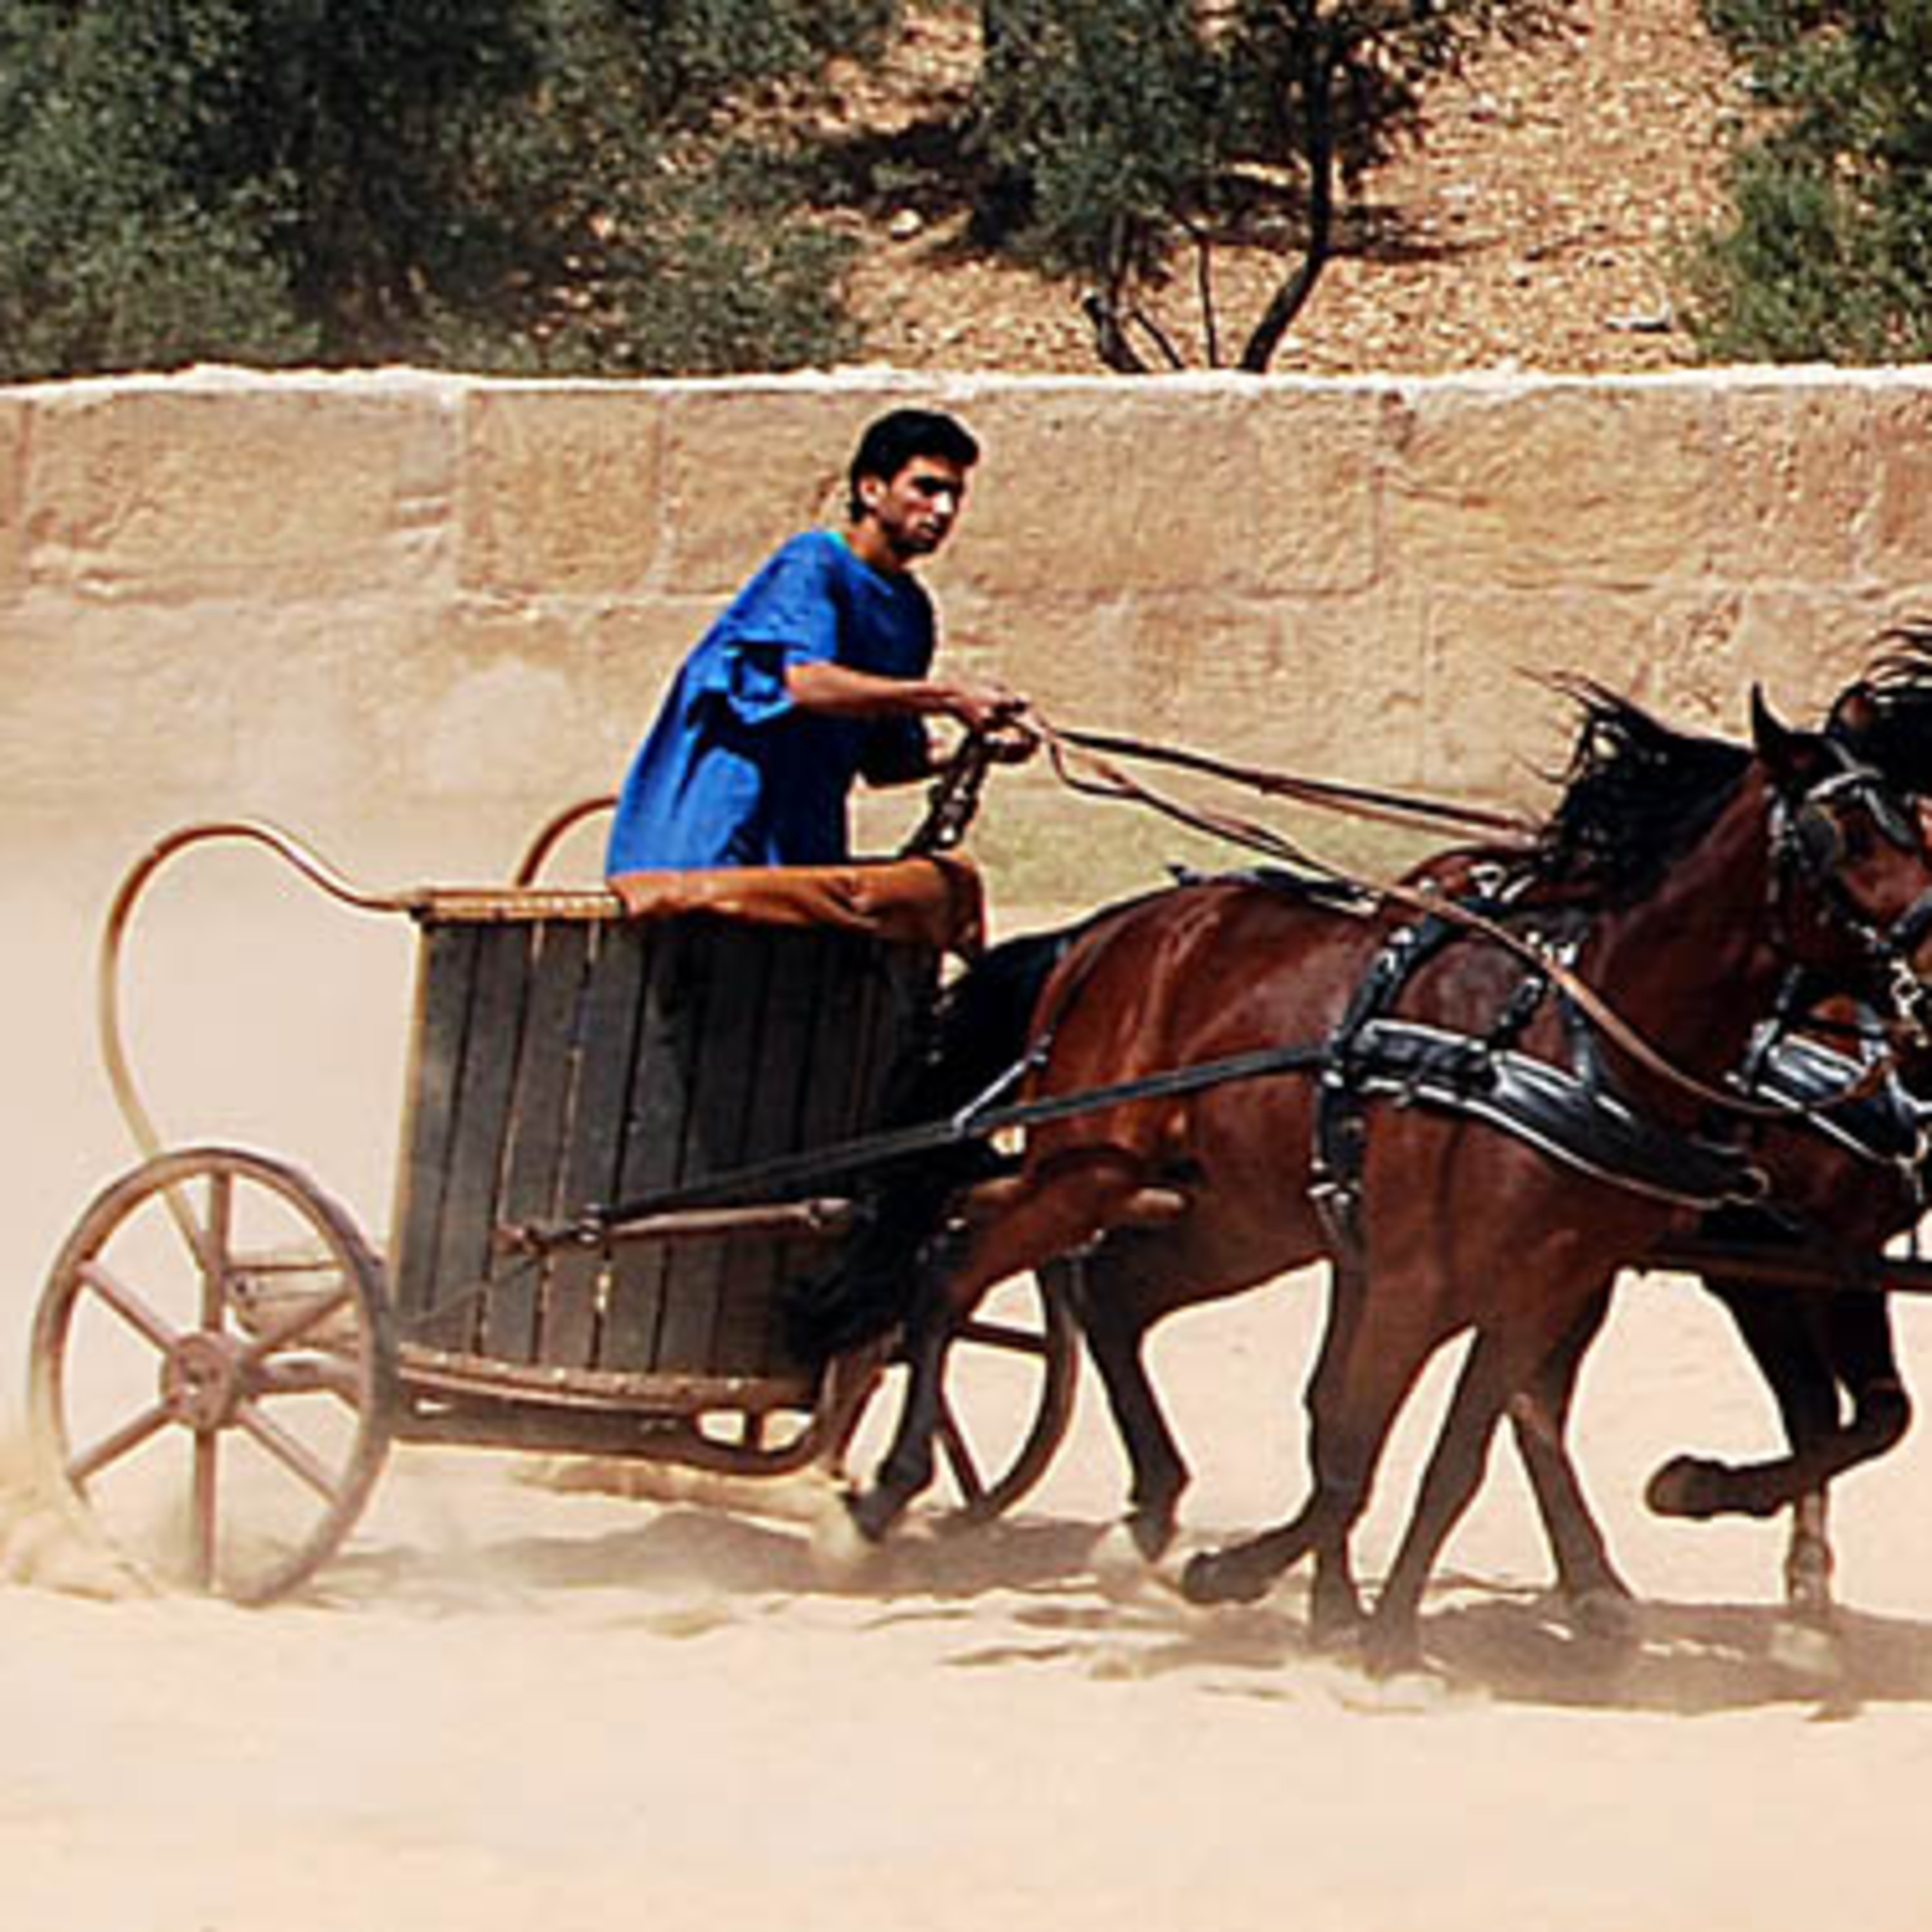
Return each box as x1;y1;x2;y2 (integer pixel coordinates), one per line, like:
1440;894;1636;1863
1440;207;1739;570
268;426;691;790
847;408;980;519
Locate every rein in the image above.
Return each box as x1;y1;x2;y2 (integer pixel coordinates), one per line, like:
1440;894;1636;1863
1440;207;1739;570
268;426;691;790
1028;714;1908;1126
1041;722;1537;842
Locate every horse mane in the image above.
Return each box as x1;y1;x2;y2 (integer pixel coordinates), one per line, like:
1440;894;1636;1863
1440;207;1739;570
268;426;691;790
1842;622;1932;789
1526;678;1752;901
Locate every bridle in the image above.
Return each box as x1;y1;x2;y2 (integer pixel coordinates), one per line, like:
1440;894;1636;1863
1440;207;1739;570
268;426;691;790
1767;748;1932;1052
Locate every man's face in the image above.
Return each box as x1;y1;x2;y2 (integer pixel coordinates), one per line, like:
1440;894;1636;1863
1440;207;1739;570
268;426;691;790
858;454;969;564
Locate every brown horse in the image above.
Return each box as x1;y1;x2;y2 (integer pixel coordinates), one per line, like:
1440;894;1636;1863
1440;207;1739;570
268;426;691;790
802;670;1932;1671
1508;1015;1926;1642
1495;647;1932;1643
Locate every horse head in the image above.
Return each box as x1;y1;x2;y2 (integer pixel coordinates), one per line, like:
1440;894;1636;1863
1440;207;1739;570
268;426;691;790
1752;676;1932;1049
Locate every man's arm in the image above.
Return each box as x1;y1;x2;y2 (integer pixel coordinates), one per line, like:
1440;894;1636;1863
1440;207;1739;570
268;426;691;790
784;659;1028;734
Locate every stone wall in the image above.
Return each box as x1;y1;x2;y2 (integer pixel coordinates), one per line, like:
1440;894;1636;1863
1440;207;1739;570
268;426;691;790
6;363;1931;900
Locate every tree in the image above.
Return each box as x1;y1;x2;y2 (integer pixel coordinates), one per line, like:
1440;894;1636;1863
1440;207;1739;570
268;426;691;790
0;0;895;381
1685;0;1932;361
970;0;1562;373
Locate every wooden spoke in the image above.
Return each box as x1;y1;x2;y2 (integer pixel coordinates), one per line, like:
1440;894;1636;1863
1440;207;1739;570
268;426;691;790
67;1399;173;1485
934;1397;989;1512
237;1282;356;1363
191;1432;219;1593
254;1353;365;1405
888;1273;1079;1529
30;1148;396;1604
236;1399;345;1504
199;1168;233;1330
954;1312;1053;1358
75;1258;181;1356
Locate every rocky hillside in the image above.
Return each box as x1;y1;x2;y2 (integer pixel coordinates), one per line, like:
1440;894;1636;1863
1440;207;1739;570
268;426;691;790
828;0;1746;376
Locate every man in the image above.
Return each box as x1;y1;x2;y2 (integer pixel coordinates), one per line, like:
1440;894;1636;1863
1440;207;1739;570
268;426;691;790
604;408;1030;875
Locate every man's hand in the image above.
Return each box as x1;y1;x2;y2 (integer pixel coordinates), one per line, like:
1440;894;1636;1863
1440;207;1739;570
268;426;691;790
980;717;1040;765
934;676;1030;735
936;679;1039;764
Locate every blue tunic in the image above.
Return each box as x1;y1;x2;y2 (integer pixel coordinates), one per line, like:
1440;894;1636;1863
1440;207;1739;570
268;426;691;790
605;530;935;873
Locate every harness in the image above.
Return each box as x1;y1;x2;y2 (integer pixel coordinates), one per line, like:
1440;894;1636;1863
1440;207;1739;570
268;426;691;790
1304;746;1932;1272
1306;899;1768;1265
530;739;1932;1259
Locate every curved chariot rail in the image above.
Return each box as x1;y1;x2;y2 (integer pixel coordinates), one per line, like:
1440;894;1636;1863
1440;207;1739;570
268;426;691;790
97;818;433;1179
511;793;617;887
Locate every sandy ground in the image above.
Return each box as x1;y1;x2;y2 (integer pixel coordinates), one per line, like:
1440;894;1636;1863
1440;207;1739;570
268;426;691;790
10;810;1932;1932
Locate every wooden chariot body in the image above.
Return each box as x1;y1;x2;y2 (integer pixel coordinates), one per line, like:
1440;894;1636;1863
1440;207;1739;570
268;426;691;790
388;871;948;1468
31;833;1074;1603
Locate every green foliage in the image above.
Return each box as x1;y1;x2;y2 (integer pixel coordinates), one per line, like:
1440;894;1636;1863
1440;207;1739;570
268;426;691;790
975;0;1224;283
970;0;1560;370
1687;0;1932;361
0;0;893;381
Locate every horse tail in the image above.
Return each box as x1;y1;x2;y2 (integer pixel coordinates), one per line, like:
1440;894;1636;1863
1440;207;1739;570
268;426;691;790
782;917;1094;1367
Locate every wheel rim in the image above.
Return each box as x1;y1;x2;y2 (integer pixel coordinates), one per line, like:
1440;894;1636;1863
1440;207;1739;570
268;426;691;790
29;1148;395;1604
930;1270;1078;1525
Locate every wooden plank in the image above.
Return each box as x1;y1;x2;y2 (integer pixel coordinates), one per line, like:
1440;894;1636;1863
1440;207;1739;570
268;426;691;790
766;930;902;1372
388;923;481;1333
424;922;535;1350
648;920;775;1373
706;927;833;1375
485;920;595;1363
600;920;706;1371
541;920;649;1368
860;944;941;1126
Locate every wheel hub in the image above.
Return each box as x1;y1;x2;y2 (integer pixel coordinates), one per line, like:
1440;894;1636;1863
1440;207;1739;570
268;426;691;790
161;1331;246;1432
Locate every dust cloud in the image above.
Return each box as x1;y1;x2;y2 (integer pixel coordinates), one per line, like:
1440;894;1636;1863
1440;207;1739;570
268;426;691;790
10;806;1932;1932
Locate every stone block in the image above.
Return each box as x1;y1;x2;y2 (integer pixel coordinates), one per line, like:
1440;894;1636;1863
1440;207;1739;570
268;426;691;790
1711;381;1873;587
1387;381;1714;591
1864;381;1932;595
390;599;707;810
24;377;456;602
0;601;244;802
1420;588;1744;806
660;384;902;594
942;382;1386;601
460;385;665;599
1722;589;1909;724
15;366;1932;911
0;398;26;601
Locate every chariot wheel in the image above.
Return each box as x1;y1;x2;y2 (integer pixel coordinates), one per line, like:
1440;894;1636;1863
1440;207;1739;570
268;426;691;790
29;1146;397;1605
904;1267;1079;1527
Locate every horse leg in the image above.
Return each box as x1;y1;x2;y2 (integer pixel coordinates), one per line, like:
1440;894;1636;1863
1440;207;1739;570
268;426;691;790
1179;1267;1421;1618
1369;1284;1648;1674
1506;1286;1640;1638
1304;1260;1372;1643
1646;1284;1909;1624
1782;1293;1911;1624
1057;1254;1191;1565
1646;1282;1842;1523
843;1147;1146;1542
1363;1329;1514;1674
1785;1489;1833;1629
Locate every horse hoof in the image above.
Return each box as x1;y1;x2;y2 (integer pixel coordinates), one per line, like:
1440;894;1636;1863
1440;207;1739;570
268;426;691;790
1767;1616;1844;1683
1645;1454;1730;1520
1354;1666;1449;1712
1360;1619;1426;1682
808;1487;887;1584
1179;1546;1274;1607
1566;1587;1642;1660
1309;1589;1367;1650
1092;1521;1160;1600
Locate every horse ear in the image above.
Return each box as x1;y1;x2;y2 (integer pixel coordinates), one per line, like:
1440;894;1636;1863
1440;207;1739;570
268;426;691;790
1828;681;1880;748
1750;684;1827;794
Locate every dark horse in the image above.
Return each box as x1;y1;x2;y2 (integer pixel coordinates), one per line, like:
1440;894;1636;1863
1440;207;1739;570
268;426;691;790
1493;645;1932;1645
1503;1053;1923;1647
793;665;1932;1670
